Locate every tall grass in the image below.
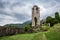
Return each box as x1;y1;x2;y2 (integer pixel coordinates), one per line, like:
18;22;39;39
45;23;60;40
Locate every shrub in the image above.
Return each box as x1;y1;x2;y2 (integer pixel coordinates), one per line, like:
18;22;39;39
41;24;50;31
49;23;60;32
25;25;31;32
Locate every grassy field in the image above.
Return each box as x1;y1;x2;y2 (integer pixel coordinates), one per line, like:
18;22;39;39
0;23;60;40
45;23;60;40
0;32;44;40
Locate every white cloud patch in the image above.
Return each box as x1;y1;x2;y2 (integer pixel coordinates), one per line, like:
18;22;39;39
0;15;23;26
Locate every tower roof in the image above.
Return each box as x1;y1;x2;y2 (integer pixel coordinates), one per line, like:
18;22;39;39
33;5;38;8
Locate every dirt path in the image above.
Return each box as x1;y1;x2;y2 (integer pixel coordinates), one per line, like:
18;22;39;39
32;32;47;40
42;33;47;40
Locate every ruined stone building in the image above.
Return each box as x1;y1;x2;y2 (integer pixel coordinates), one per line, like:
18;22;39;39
32;5;40;31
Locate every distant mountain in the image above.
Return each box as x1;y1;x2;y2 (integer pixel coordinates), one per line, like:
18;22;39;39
23;20;31;25
4;20;31;28
4;24;23;28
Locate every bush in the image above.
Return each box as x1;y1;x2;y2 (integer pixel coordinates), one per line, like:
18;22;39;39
25;25;31;32
41;24;50;31
49;23;60;32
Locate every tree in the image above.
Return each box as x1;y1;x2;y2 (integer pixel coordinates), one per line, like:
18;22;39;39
46;12;60;27
46;16;52;23
46;16;52;26
55;12;60;23
55;12;60;22
59;17;60;23
50;18;58;26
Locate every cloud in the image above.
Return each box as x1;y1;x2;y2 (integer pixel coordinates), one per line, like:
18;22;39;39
0;0;60;25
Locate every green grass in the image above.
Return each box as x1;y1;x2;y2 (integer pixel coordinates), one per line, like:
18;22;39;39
45;23;60;40
32;32;47;40
0;23;60;40
0;32;45;40
0;33;37;40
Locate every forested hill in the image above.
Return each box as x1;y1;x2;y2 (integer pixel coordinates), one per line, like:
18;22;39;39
2;20;31;28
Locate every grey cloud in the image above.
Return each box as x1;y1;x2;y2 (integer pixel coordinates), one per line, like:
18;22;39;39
0;0;5;8
0;18;4;22
0;0;26;9
0;10;12;16
11;2;26;9
13;13;30;22
0;10;30;22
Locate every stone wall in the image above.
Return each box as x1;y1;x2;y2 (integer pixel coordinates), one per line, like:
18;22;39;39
0;26;25;37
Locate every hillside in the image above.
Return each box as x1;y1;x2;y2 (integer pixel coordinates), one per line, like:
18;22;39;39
0;23;60;40
3;20;31;28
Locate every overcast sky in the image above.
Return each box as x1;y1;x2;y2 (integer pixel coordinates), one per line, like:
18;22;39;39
0;0;60;26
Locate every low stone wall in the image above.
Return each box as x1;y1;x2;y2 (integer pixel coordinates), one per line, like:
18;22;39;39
0;27;25;37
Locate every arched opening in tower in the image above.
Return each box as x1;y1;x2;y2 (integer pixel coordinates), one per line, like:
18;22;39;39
34;17;37;26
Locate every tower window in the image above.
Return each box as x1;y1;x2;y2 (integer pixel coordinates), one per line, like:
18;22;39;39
32;8;34;10
36;7;38;10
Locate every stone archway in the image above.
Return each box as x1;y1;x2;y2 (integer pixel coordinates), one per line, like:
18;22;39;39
34;17;37;26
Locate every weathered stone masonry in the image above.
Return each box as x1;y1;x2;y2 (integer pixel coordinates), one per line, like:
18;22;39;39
32;5;40;31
